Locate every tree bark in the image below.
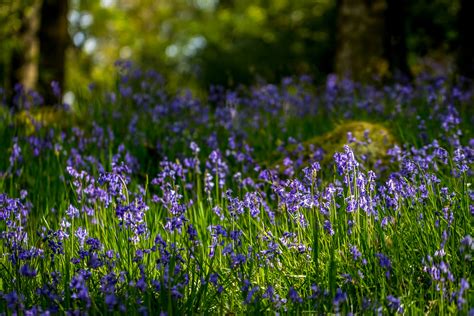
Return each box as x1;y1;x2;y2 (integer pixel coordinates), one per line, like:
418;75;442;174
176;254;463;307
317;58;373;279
9;1;42;92
38;0;69;104
457;0;474;79
384;0;411;81
335;0;387;82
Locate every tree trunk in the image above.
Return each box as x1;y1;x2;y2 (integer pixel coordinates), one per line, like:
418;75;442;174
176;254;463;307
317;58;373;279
457;0;474;79
9;1;42;92
384;0;411;81
38;0;69;104
335;0;387;82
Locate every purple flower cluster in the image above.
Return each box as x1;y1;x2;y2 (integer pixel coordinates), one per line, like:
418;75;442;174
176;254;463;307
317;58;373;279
0;63;472;314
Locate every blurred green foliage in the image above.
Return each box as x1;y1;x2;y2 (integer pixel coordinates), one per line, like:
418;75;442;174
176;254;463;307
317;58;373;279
0;0;465;96
66;0;337;92
0;0;36;87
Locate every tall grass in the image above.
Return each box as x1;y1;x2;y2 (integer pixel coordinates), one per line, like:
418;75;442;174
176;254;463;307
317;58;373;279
0;65;472;314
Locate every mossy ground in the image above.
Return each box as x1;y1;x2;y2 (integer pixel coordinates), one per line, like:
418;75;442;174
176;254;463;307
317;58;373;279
270;121;397;177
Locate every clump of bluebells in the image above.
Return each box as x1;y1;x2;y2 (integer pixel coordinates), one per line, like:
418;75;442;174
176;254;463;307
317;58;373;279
0;63;473;314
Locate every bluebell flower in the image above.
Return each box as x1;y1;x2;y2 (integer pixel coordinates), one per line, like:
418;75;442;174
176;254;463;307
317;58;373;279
19;263;37;277
51;81;61;98
70;271;91;308
245;286;259;304
387;295;403;313
324;220;334;236
3;290;23;311
333;288;347;309
350;245;362;261
376;253;392;278
334;145;359;176
455;278;469;309
66;205;80;219
75;227;87;247
288;287;303;304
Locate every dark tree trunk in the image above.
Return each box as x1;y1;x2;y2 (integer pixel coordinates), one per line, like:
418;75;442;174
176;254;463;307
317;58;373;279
335;0;387;82
38;0;69;104
457;0;474;79
9;1;42;93
384;0;411;81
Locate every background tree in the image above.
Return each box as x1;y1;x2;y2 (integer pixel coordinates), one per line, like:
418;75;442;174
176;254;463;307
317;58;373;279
405;0;459;76
1;0;42;98
65;0;337;91
334;0;387;81
457;0;474;79
194;0;337;87
8;1;42;93
38;0;69;104
384;0;411;80
1;0;68;105
0;0;468;100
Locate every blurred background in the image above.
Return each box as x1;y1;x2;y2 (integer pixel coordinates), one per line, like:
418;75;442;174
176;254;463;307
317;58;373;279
1;0;473;105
